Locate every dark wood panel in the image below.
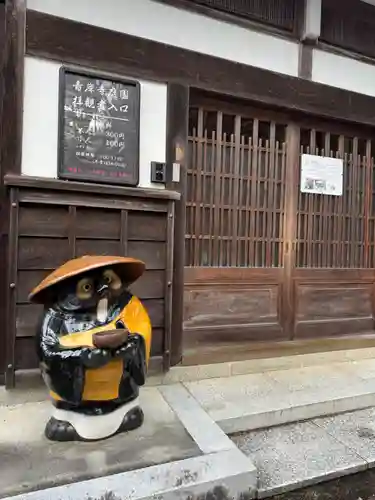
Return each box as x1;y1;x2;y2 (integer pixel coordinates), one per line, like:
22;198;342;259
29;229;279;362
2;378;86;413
296;285;373;321
18;237;70;270
184;323;285;347
15;337;38;370
295;318;374;338
184;267;282;284
128;241;166;270
16;303;43;337
127;212;167;241
294;278;375;338
75;208;121;240
129;270;164;299
294;268;375;282
184;286;280;329
151;328;164;356
18;205;70;237
17;269;50;303
182;332;375;366
25;10;375;127
17;190;169;213
4;174;180;202
75;239;121;257
143;299;164;328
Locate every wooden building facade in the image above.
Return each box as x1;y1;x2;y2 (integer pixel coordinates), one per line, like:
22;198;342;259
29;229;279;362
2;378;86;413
2;0;375;385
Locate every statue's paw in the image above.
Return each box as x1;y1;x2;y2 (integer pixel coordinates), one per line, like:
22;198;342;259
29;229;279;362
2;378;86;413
117;406;144;434
81;347;111;369
45;417;81;442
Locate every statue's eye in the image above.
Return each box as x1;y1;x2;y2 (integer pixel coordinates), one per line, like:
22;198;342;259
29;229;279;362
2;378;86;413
77;278;94;298
103;270;122;290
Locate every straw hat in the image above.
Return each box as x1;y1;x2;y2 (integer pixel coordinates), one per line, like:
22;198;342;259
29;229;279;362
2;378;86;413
29;255;145;304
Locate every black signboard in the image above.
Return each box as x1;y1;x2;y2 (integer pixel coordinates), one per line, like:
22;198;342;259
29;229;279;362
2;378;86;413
58;67;140;186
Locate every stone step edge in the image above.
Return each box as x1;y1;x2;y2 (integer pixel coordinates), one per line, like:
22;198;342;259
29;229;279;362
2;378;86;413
258;455;368;499
147;347;375;385
217;391;375;434
1;448;257;500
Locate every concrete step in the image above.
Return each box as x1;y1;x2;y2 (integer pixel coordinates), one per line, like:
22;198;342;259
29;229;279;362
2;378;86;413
184;359;375;433
232;407;375;498
149;346;375;385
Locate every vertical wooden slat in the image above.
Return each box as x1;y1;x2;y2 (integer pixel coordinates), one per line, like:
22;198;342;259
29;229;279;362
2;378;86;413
254;138;263;266
307;130;316;267
338;136;345;268
193;109;204;266
5;188;18;388
266;122;276;267
237;135;245;265
68;206;77;258
364;140;372;268
163;201;175;372
282;124;299;340
352;138;359;268
120;209;128;256
322;133;330;268
279;141;287;267
231;115;241;266
208;130;216;265
213;111;223;266
244;136;252;267
249;119;259;267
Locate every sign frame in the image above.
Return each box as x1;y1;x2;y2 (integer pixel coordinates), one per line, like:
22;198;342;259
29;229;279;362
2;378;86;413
300;153;343;196
57;65;140;187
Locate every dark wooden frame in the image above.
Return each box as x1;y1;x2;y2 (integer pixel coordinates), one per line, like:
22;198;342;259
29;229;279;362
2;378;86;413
165;83;189;365
57;65;141;187
4;174;179;388
0;0;26;383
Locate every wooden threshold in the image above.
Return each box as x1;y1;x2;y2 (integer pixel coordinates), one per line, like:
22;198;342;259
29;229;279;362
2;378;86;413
182;332;375;366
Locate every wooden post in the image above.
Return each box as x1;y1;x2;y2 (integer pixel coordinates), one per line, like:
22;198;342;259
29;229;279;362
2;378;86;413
298;0;322;80
282;124;300;340
0;0;26;385
165;83;189;366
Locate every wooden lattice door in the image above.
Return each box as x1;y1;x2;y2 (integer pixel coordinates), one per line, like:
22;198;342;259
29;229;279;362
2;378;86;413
183;95;293;360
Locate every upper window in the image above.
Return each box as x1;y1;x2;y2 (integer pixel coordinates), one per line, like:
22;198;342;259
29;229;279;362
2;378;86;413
321;0;375;58
179;0;299;33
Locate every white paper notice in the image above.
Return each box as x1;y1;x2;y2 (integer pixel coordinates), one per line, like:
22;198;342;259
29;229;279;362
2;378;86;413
300;154;343;196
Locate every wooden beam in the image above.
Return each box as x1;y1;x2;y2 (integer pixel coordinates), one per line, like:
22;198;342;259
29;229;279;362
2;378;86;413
1;0;25;177
0;0;26;383
25;9;375;128
165;83;189;366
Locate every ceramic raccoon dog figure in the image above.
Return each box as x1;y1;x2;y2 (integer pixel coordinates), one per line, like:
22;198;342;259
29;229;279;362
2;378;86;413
29;255;152;442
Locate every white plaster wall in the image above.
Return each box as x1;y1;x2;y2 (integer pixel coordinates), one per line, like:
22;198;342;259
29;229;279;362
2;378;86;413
312;49;375;97
22;57;167;187
27;0;299;77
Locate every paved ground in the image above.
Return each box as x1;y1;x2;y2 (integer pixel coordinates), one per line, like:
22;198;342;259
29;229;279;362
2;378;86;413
4;356;375;499
185;359;375;432
0;387;201;498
